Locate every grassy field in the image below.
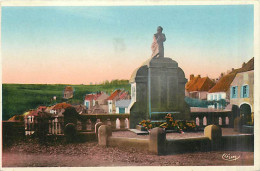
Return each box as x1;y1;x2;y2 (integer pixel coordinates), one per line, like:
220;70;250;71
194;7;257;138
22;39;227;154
2;82;130;121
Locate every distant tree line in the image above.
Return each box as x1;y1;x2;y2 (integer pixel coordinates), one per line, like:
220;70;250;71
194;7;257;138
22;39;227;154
101;79;129;86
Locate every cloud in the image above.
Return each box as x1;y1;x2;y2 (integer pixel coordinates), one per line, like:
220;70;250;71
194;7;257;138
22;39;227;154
113;38;126;53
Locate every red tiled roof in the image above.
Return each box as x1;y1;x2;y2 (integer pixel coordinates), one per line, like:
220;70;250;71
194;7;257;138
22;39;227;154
107;90;122;100
85;94;95;100
208;73;236;93
186;76;215;92
85;93;102;100
27;110;38;117
119;91;128;99
53;103;72;110
64;86;73;91
208;57;254;93
37;106;47;111
230;57;254;74
94;93;102;100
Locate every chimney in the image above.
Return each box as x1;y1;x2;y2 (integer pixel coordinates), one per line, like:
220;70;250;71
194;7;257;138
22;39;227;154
242;62;246;68
232;68;234;71
221;73;224;77
190;74;194;81
198;75;201;78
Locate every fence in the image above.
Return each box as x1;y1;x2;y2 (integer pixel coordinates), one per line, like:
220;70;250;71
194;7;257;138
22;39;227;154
24;114;130;136
2;121;25;146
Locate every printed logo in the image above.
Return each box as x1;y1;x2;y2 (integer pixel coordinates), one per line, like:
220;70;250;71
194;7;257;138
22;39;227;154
222;153;240;161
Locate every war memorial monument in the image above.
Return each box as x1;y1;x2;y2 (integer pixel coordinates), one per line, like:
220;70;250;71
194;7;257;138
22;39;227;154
129;26;190;129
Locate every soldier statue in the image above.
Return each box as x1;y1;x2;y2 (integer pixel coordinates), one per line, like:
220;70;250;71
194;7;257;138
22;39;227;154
151;26;166;58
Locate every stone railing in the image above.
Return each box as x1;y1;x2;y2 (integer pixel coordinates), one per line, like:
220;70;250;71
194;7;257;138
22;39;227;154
75;114;130;132
24;114;130;136
190;107;234;128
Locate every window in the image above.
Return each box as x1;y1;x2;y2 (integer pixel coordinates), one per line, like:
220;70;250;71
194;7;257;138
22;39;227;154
210;94;213;101
132;86;136;98
230;86;238;98
241;85;249;98
85;101;89;108
119;108;125;114
218;94;222;100
214;95;217;100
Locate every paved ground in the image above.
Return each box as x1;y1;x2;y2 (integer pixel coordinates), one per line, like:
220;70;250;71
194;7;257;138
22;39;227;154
2;129;254;167
113;128;250;139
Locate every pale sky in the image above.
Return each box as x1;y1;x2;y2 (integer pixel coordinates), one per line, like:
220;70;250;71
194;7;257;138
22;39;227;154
1;5;254;84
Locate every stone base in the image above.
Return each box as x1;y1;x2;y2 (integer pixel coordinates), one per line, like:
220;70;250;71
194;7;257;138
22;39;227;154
136;125;147;131
241;125;254;134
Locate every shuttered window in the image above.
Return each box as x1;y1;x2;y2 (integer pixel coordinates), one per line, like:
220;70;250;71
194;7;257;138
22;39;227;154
230;86;238;98
241;85;249;98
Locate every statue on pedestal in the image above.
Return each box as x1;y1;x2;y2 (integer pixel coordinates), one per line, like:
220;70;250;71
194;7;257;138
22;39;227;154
151;26;166;58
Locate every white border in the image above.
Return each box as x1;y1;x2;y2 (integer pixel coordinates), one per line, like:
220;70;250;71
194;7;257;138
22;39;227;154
0;1;259;171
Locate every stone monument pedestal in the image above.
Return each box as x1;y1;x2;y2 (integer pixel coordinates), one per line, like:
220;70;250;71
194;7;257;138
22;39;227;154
129;57;190;129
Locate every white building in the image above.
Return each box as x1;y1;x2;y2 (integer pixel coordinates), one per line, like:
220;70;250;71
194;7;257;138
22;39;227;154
115;99;131;114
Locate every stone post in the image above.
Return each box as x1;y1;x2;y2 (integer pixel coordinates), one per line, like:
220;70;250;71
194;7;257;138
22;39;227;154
90;118;97;131
110;117;117;130
64;123;77;142
199;117;203;126
149;127;166;155
81;120;87;130
221;116;226;126
98;125;112;146
204;125;222;150
120;118;126;129
95;122;103;139
234;116;242;132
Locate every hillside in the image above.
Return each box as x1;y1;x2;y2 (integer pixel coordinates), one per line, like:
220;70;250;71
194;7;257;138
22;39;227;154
2;82;130;121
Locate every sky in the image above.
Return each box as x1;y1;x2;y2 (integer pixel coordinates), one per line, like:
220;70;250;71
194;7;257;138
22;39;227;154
1;5;254;84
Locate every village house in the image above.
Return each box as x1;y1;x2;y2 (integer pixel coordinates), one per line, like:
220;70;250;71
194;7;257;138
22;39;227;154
45;105;56;114
107;89;122;114
118;91;131;100
95;92;110;106
84;94;97;111
84;92;109;114
37;106;47;112
63;86;74;99
91;103;107;114
50;102;72;116
230;69;254;124
107;89;130;114
207;73;236;109
74;104;88;114
185;74;215;100
207;57;254;109
115;99;131;114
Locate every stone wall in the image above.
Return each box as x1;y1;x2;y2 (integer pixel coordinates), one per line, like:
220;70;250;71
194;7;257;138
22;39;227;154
98;125;254;155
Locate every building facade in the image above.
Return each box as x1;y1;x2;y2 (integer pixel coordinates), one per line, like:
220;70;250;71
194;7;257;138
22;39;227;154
115;99;131;114
229;70;254;122
185;74;215;100
63;86;73;99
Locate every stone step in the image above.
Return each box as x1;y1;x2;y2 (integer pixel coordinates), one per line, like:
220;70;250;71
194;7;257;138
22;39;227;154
129;129;149;135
